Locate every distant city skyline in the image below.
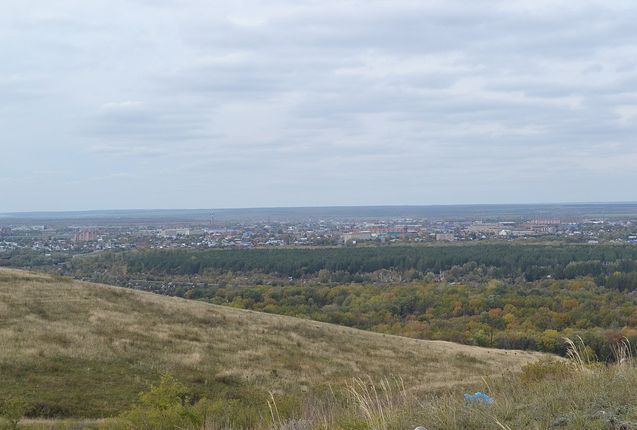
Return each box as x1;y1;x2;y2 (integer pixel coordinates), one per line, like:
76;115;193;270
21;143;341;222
2;1;637;212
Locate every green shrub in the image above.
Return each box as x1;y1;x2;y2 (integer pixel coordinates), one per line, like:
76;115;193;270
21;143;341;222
119;374;207;430
520;359;574;384
0;397;27;430
117;374;273;429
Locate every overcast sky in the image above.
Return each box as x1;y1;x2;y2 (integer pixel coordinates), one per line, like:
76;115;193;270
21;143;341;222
1;0;637;212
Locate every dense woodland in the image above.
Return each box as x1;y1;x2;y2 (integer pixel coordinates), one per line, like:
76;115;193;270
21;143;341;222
9;244;637;358
72;244;637;282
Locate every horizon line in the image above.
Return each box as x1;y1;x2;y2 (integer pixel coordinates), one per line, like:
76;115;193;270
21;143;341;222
3;201;637;216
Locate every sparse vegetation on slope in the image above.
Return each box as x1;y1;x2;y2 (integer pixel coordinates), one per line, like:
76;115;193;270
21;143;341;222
12;356;637;429
0;268;542;426
106;340;637;429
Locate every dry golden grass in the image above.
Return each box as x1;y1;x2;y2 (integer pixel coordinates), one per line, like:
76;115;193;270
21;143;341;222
0;268;545;419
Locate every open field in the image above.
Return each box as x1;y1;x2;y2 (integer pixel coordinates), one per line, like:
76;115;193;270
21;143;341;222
0;268;544;421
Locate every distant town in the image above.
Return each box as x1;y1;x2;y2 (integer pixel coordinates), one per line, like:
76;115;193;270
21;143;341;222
2;206;637;259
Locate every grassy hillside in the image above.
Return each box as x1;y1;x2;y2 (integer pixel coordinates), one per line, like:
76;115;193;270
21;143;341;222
0;268;543;421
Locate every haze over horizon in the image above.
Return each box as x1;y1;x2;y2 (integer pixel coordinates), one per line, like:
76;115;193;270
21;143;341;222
5;200;637;216
2;0;637;212
4;201;637;222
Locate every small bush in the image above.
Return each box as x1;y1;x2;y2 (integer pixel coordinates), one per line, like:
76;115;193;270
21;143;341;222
119;374;207;430
117;374;273;429
0;397;28;430
520;359;574;384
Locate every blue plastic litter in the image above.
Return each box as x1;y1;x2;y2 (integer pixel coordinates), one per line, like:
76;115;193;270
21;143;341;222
463;391;494;404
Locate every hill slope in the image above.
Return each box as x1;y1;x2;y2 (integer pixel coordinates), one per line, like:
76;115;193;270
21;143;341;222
0;269;544;418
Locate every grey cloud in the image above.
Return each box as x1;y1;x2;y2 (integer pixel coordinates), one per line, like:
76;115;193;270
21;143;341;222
84;103;214;142
1;0;637;211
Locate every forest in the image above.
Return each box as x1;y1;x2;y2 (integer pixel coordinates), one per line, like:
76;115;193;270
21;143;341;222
49;243;637;359
180;278;635;358
69;244;637;283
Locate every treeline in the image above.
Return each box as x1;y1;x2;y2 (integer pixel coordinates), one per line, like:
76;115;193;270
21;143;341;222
183;279;637;359
58;243;637;358
85;244;637;285
0;250;67;267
